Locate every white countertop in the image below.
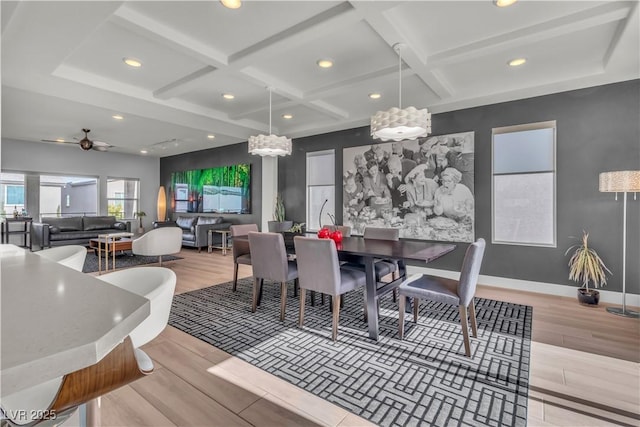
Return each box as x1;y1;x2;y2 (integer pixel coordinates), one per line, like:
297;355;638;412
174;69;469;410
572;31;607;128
0;245;150;396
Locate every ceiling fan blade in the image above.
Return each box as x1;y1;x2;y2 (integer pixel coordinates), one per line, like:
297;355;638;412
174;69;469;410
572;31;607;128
92;140;112;147
92;145;109;152
42;139;79;145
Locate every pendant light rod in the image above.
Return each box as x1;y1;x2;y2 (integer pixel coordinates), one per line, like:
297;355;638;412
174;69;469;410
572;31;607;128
268;86;272;134
396;44;402;110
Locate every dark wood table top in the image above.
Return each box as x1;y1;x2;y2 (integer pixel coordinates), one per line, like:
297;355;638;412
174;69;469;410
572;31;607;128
234;234;455;262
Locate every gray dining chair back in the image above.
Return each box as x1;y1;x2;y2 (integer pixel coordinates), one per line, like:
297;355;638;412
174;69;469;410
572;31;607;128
294;236;367;340
322;225;352;237
363;227;399;241
294;237;341;295
248;231;298;320
397;238;486;357
230;224;258;291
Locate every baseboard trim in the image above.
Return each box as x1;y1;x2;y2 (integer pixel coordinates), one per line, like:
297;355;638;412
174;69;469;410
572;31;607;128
405;266;640;307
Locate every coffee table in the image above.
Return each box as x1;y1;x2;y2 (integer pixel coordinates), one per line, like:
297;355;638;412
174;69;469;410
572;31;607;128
89;233;134;274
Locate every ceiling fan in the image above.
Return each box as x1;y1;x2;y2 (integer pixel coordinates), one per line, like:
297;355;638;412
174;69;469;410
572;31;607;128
42;128;113;152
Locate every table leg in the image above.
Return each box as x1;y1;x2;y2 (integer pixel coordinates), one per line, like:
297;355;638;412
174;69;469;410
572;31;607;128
222;232;228;255
364;255;378;340
98;241;102;275
112;240;116;271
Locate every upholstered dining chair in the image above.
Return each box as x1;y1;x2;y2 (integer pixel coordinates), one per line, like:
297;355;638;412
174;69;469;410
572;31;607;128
294;236;367;341
248;231;298;321
397;238;486;357
132;227;182;266
36;245;87;272
230;224;259;291
342;227;401;302
0;267;176;426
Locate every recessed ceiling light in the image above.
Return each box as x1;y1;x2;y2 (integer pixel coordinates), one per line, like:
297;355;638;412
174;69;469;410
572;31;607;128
123;57;142;68
222;93;235;100
317;59;334;69
140;150;148;154
368;93;382;100
220;0;241;9
508;57;527;67
207;134;215;139
494;0;517;7
55;138;65;143
112;114;124;120
282;114;293;120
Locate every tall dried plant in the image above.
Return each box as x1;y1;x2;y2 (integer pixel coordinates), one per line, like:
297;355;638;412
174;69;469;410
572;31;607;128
273;194;285;222
565;231;611;291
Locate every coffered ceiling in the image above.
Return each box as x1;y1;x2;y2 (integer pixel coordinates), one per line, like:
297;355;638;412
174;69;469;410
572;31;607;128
1;1;638;157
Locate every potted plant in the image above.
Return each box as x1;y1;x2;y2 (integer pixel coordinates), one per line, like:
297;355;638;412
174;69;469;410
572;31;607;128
267;194;293;232
565;231;611;305
135;211;147;234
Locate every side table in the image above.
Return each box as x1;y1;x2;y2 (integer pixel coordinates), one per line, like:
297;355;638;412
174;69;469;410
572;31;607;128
208;229;231;255
1;217;33;250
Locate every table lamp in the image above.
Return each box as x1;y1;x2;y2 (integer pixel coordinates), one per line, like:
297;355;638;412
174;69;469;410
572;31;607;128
599;170;640;318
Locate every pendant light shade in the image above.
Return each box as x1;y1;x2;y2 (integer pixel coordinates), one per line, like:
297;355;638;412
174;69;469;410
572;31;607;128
248;87;292;157
371;44;431;141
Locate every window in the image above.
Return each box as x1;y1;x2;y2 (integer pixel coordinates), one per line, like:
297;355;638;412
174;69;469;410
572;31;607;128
107;178;139;219
492;121;556;247
40;175;97;217
306;150;335;231
1;172;25;215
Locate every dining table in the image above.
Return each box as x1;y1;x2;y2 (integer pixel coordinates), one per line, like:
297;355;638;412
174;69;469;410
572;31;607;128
234;234;456;341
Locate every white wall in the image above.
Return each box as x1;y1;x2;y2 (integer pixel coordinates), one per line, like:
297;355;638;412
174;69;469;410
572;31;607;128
0;139;160;229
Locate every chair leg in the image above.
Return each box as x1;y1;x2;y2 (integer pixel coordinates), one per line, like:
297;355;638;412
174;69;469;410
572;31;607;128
258;278;264;306
469;299;478;338
280;282;287;321
332;295;341;341
299;290;306;328
252;278;260;312
233;263;239;292
158;255;163;266
392;288;397;303
363;290;368;323
310;291;316;306
321;294;325;305
459;305;472;357
294;278;299;297
398;294;405;339
413;298;419;323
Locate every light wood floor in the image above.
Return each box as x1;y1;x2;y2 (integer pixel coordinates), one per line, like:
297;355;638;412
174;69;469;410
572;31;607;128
96;248;639;427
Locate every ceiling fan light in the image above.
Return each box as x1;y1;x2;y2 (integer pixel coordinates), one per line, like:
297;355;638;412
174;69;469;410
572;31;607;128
371;106;431;141
220;0;241;9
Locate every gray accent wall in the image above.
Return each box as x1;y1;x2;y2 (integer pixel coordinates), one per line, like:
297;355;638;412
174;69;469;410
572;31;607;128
159;142;262;227
278;80;640;294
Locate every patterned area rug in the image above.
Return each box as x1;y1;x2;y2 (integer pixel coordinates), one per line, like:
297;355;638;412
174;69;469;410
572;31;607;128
82;252;182;273
170;278;531;426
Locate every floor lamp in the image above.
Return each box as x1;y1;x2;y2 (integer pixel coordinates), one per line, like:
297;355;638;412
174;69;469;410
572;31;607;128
157;186;167;223
599;170;640;318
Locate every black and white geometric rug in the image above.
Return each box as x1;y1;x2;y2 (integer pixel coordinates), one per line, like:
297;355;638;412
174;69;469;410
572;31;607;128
170;278;531;426
82;253;182;273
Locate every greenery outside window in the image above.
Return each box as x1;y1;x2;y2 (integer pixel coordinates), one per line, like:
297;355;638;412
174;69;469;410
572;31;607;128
107;178;139;219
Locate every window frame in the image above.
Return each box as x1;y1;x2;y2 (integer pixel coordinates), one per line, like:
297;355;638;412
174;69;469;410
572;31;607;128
106;177;140;220
491;120;557;247
306;149;336;232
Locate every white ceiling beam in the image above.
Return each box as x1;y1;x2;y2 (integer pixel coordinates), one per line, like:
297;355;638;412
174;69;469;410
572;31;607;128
603;1;639;68
349;1;452;100
153;66;217;100
428;1;631;67
111;5;228;68
228;2;360;67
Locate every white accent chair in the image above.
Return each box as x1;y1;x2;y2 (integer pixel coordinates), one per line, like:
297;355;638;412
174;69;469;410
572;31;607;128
0;267;176;425
132;227;182;266
98;267;177;371
36;245;87;272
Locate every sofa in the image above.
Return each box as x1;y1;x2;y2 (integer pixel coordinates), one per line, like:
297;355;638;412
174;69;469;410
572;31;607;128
153;216;231;252
32;216;130;249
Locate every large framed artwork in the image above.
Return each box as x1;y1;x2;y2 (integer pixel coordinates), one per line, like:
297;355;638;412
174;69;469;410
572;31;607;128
342;132;475;242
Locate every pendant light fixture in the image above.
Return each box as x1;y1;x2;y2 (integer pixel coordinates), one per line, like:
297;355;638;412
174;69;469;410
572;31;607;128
248;87;292;156
370;43;431;141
